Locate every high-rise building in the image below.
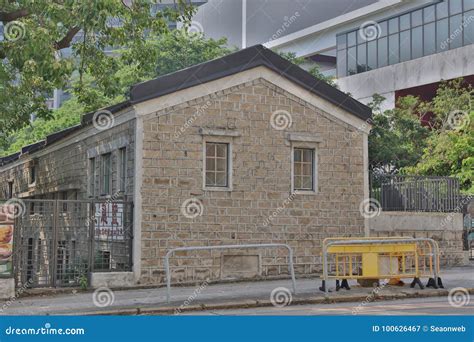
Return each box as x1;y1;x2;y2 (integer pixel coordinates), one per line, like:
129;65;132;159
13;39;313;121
193;0;473;110
265;0;474;109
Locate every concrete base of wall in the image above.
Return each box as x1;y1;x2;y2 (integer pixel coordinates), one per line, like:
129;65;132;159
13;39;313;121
90;272;135;288
370;211;469;267
0;278;15;299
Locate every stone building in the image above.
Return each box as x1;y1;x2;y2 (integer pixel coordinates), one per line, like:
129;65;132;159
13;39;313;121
0;45;372;287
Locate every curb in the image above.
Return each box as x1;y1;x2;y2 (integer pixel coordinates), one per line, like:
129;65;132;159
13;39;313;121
76;288;474;316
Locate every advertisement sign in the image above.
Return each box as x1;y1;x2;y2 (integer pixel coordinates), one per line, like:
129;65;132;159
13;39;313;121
0;205;14;277
94;202;124;241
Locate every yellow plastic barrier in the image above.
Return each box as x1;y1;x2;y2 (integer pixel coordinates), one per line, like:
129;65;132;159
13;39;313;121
320;237;442;295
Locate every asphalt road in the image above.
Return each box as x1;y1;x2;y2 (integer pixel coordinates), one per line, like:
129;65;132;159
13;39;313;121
182;297;474;316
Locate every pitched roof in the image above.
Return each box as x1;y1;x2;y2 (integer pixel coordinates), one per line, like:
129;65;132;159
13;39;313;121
130;44;372;121
1;45;371;167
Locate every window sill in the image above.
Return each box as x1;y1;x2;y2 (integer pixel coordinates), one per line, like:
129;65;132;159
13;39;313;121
293;189;318;196
203;186;233;192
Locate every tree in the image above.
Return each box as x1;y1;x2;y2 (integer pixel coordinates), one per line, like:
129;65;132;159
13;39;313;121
278;52;338;87
368;94;430;173
368;79;473;193
0;31;232;156
0;0;195;133
404;80;473;193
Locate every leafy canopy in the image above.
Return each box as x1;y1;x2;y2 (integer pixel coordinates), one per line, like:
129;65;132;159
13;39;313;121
0;0;195;134
368;79;473;193
0;30;233;156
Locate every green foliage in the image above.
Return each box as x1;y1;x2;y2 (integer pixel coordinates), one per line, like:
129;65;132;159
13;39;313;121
369;79;474;193
278;51;338;88
79;274;88;290
404;80;474;193
80;29;234;110
368;94;430;173
0;0;196;133
1;98;84;155
0;32;232;155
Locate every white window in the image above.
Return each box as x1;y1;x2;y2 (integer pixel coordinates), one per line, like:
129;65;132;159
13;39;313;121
205;142;229;188
292;147;317;192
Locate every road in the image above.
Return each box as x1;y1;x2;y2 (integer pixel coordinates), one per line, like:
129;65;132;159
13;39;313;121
182;297;474;316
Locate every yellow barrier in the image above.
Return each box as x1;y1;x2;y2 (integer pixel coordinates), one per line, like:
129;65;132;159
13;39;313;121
320;237;442;294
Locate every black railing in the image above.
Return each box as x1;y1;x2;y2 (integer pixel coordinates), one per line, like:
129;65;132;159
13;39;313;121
370;175;461;212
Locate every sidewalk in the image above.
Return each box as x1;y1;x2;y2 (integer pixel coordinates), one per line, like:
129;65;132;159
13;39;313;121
1;265;473;315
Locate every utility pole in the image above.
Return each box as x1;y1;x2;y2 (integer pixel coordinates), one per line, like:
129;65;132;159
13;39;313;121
242;0;247;49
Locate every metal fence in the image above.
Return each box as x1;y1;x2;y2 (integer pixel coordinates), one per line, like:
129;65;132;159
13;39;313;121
370;175;461;212
164;244;297;303
1;199;133;288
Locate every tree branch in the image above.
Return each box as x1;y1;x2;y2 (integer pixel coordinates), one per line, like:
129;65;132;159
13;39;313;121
54;27;81;50
0;9;29;22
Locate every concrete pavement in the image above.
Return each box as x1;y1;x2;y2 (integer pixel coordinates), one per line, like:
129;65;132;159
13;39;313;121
184;297;474;316
0;265;472;315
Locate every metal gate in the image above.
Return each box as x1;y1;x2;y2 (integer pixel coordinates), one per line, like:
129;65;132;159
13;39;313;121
10;199;133;288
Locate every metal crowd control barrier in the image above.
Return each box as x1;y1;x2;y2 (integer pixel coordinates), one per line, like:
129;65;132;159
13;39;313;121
164;243;297;303
321;237;442;298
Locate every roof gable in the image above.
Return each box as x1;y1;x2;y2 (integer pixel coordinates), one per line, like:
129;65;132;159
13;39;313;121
130;45;372;121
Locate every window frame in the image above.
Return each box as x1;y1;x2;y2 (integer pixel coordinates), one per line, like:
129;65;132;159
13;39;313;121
7;181;13;199
89;157;96;198
29;164;36;186
203;139;232;191
119;147;127;193
100;153;112;196
291;145;318;194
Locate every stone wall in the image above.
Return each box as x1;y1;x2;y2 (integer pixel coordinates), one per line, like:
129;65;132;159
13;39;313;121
370;211;469;266
0;117;136;201
139;78;367;284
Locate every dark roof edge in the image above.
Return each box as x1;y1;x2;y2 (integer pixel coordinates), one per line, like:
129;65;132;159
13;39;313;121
1;46;372;168
130;45;372;121
0;100;131;168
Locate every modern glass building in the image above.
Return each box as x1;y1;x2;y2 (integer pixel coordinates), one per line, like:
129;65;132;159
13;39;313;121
267;0;474;109
336;0;474;77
